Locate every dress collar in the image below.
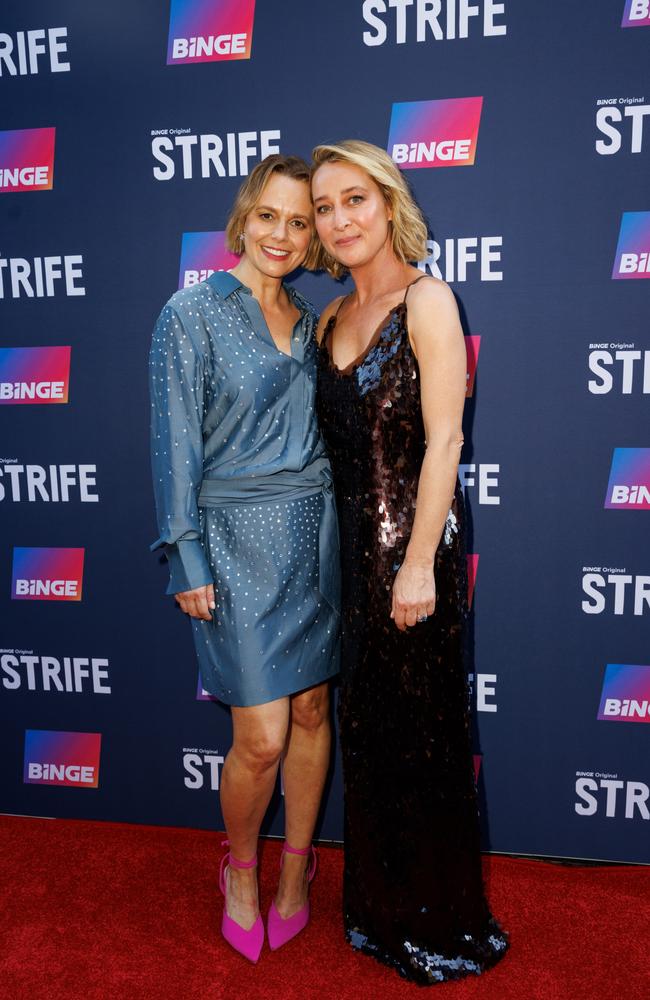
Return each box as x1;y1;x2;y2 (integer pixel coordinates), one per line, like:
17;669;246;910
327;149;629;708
207;270;247;298
207;269;311;317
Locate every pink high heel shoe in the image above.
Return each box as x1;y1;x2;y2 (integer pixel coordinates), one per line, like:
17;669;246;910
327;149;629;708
219;840;264;963
267;842;318;951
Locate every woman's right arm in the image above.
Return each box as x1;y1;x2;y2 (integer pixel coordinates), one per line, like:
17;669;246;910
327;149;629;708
149;302;214;618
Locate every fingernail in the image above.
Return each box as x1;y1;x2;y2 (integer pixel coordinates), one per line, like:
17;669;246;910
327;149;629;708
209;602;216;610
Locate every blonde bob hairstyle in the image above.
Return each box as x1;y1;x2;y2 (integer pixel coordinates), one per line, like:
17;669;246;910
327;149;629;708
310;140;429;278
225;153;320;271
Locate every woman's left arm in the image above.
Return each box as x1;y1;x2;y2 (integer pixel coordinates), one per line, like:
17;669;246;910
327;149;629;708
391;278;466;631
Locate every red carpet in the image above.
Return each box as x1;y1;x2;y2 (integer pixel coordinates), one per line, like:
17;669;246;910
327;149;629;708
0;816;648;1000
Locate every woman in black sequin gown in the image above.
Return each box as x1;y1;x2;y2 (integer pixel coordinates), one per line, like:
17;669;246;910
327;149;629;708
311;141;508;985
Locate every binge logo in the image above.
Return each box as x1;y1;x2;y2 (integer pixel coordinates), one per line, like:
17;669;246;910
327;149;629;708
24;730;101;787
179;232;239;289
0;346;70;404
604;448;650;508
196;670;218;701
598;664;650;723
388;97;483;169
465;336;481;396
612;212;650;279
0;127;55;192
473;754;482;782
11;547;84;601
466;554;478;608
622;0;650;26
167;0;255;64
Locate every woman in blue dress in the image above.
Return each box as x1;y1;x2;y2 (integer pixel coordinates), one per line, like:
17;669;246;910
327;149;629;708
149;155;340;963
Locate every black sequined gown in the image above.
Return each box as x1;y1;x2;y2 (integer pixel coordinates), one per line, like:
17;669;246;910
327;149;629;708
317;281;508;986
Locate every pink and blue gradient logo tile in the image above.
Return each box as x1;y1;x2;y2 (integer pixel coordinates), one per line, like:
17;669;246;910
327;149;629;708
622;0;650;26
0;346;71;405
0;127;55;193
465;336;481;397
11;547;85;601
167;0;256;64
387;97;483;170
178;231;239;289
612;212;650;279
24;730;102;787
466;554;479;609
604;448;650;508
598;665;650;722
196;670;218;701
473;754;482;783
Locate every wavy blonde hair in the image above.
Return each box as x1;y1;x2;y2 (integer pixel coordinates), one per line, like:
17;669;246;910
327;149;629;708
310;140;428;278
225;154;320;271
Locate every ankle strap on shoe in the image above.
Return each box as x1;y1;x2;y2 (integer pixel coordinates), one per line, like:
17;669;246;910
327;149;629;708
281;841;318;881
221;838;258;869
282;842;312;857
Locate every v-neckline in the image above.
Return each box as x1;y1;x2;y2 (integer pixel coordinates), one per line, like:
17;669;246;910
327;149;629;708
324;276;426;375
324;301;405;376
241;285;302;359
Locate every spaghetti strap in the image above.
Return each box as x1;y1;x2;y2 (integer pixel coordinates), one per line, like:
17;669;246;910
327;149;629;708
334;293;350;317
323;295;347;349
323;293;350;348
402;274;426;304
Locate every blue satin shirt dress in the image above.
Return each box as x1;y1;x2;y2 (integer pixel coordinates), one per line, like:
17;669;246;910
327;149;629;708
149;271;340;706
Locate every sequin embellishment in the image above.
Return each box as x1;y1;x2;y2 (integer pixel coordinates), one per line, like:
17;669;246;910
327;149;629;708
316;286;509;985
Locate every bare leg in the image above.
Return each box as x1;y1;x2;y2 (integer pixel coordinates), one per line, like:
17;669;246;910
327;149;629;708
220;698;290;929
275;682;331;918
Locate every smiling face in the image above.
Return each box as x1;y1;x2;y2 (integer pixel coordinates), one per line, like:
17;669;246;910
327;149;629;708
311;160;393;271
241;172;314;278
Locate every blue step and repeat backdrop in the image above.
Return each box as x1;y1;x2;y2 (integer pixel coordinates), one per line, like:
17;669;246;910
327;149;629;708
1;1;648;864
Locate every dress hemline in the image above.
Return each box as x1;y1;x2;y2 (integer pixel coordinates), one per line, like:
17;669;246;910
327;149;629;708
345;918;509;988
201;663;340;708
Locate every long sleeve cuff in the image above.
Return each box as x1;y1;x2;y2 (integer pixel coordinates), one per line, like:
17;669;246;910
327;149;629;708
163;538;213;595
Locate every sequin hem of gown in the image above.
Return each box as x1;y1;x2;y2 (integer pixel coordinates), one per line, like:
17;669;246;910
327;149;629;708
316;281;509;986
